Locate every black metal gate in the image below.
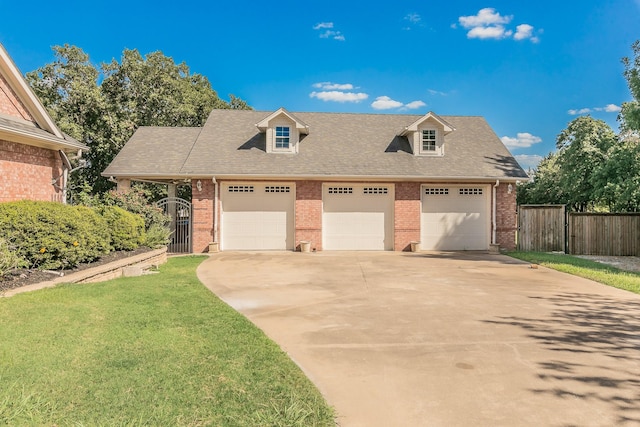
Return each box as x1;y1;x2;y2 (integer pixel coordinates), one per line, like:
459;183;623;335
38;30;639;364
156;197;192;253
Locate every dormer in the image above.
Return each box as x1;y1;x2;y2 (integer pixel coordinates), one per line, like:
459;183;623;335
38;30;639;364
256;107;309;154
399;111;455;156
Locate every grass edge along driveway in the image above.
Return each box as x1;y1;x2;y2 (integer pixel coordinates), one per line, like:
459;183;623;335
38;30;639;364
507;251;640;295
0;255;334;426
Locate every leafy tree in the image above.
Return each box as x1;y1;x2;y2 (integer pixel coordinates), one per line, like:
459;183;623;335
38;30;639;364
555;116;616;211
621;40;640;132
516;152;566;205
592;133;640;212
27;45;251;196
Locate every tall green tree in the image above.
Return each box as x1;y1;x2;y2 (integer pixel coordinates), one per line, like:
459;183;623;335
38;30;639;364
555;116;617;211
621;40;640;132
592;133;640;212
27;45;250;195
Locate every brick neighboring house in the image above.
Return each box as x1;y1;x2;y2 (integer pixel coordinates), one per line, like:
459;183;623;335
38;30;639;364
0;43;87;203
104;108;528;252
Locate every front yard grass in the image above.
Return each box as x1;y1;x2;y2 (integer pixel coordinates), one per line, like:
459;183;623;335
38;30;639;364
0;256;334;426
507;251;640;295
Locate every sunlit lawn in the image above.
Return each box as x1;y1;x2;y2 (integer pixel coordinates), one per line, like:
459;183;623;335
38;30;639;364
0;256;334;426
507;251;640;295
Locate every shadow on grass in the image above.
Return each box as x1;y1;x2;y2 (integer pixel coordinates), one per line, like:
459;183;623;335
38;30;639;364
485;292;640;426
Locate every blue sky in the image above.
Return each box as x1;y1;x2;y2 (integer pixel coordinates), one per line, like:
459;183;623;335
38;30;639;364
2;0;639;170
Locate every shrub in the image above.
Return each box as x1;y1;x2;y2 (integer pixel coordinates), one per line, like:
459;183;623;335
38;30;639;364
0;238;27;277
144;223;172;248
0;201;111;270
97;206;146;250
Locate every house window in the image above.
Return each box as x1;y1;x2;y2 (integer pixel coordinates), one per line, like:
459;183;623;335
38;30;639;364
265;186;291;193
328;187;353;194
459;188;483;195
425;188;449;195
363;187;388;195
422;129;437;152
275;126;290;149
228;185;254;193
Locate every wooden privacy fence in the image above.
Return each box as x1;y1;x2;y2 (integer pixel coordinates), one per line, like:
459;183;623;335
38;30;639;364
569;213;640;256
518;205;566;252
518;205;640;255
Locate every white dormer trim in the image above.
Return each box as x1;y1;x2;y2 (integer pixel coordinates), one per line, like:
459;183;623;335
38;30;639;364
399;111;455;136
256;107;310;134
399;111;454;157
0;43;64;139
256;107;309;154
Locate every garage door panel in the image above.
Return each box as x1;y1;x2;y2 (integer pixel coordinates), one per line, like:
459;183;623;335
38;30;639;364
323;185;393;250
222;184;294;250
421;186;488;250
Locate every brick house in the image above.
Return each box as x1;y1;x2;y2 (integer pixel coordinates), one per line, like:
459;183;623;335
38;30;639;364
104;108;528;252
0;43;87;203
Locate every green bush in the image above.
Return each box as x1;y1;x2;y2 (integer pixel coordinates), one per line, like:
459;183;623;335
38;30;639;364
144;223;172;248
97;206;146;251
0;238;27;277
0;201;111;270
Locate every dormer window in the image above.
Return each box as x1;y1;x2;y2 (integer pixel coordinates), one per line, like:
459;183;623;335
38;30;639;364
422;129;437;152
256;107;310;154
275;126;290;150
398;111;455;157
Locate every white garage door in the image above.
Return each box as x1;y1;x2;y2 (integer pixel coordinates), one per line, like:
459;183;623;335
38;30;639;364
222;183;294;250
323;184;394;250
421;185;489;250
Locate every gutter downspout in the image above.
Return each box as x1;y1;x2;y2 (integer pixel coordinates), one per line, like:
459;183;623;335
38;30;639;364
492;179;499;245
212;177;218;244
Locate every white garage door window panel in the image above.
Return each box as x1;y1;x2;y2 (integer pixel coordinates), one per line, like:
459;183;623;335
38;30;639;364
323;185;394;250
421;186;489;250
222;184;294;250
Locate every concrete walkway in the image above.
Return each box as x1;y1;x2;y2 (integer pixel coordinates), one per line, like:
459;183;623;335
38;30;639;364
197;251;640;427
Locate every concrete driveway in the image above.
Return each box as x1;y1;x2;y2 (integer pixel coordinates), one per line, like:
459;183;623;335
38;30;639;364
197;251;640;427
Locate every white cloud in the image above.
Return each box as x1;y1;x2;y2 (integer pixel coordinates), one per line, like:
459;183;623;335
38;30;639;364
467;26;512;40
568;104;621;115
459;8;512;28
371;96;404;110
313;82;354;90
314;22;345;40
514;24;534;40
500;132;542;148
313;22;333;30
405;13;421;24
602;103;622;112
515;154;544;171
310;91;368;103
370;96;425;110
404;100;426;110
428;89;449;96
457;8;539;42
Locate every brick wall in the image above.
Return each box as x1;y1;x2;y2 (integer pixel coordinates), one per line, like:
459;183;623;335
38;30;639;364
0;140;64;202
295;180;323;251
188;179;520;253
495;183;517;250
191;179;214;253
394;182;421;251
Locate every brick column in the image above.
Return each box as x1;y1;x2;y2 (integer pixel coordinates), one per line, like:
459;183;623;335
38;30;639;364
295;181;323;251
394;182;421;251
496;183;517;250
191;179;214;253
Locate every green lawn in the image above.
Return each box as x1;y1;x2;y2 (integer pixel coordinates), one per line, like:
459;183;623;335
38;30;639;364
507;251;640;295
0;256;334;426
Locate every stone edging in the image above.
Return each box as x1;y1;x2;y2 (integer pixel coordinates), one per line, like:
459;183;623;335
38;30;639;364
1;247;168;298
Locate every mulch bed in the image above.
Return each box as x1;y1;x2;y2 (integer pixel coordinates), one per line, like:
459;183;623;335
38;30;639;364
0;247;154;293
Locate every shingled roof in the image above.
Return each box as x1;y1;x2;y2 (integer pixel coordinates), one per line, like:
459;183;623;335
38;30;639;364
103;109;528;181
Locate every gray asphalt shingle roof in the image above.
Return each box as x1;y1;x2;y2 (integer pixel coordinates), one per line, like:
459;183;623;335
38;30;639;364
0;115;88;151
103;109;528;180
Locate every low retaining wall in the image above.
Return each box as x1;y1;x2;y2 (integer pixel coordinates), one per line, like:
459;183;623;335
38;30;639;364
1;247;168;297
